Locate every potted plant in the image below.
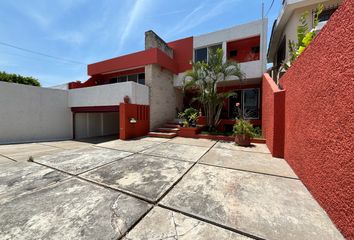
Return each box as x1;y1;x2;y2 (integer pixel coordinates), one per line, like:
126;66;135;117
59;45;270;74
178;107;199;127
178;107;201;137
233;103;255;146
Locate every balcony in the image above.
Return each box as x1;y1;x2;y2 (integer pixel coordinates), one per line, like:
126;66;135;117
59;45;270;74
68;81;149;108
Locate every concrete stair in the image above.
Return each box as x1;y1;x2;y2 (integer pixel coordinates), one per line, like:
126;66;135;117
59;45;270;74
147;120;181;138
147;132;177;138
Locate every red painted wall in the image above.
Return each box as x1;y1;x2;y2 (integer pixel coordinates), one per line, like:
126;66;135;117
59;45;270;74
168;37;193;73
278;1;354;238
88;48;177;76
119;103;149;140
227;36;260;63
261;73;285;158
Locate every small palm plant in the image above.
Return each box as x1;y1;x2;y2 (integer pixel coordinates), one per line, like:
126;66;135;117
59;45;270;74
183;48;244;131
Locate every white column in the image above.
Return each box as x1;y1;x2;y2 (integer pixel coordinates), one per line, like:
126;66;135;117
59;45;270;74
222;41;227;63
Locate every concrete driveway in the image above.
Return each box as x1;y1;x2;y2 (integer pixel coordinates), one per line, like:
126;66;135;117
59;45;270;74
0;137;344;240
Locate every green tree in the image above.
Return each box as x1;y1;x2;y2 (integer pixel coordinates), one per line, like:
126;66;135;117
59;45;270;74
183;48;244;131
0;71;41;86
287;4;324;65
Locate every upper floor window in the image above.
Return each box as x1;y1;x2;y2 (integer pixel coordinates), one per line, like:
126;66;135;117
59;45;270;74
317;7;337;23
138;73;145;85
194;44;222;63
108;73;145;85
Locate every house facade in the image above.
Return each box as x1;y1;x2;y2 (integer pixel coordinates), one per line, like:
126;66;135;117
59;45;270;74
68;19;267;138
267;0;342;80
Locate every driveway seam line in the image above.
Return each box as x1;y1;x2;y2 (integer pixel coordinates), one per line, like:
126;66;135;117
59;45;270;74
33;159;155;204
0;153;17;162
198;162;300;180
154;140;218;204
117;140;220;239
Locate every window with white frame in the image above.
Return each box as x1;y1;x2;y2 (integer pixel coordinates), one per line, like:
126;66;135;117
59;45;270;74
229;88;260;119
194;44;222;63
108;73;145;85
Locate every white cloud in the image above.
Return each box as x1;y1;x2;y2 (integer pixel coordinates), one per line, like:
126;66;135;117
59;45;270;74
7;0;87;29
165;0;240;38
50;31;85;45
117;0;151;53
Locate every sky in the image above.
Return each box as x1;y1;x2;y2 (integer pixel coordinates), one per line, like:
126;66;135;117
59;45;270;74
0;0;282;87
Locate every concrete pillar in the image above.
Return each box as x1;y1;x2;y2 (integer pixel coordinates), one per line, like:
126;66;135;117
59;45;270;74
144;30;178;130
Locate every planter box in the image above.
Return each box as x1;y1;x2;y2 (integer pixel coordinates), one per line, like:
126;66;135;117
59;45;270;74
178;126;201;138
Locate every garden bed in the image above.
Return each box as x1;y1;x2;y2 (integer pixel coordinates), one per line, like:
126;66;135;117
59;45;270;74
178;127;266;143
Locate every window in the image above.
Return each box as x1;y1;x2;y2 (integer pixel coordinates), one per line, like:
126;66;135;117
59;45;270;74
251;46;260;54
138;73;145;85
317;7;337;23
230;50;238;57
228;88;260;119
117;76;127;83
128;74;137;82
109;77;117;84
108;72;145;85
194;48;207;63
243;89;259;119
208;44;222;55
194;44;222;63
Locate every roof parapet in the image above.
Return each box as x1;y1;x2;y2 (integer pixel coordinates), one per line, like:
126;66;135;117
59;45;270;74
145;30;173;58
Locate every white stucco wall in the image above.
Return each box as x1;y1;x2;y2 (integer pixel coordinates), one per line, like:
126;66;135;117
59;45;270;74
193;19;267;49
0;81;72;144
269;0;342;65
68;81;149;107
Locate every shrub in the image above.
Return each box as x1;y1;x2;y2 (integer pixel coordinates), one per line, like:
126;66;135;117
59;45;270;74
0;71;40;86
178;107;199;127
233;119;255;137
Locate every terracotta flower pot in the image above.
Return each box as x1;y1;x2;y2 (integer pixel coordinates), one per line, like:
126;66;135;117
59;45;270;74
235;134;251;146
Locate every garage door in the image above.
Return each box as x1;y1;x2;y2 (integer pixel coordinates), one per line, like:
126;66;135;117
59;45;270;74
74;112;119;139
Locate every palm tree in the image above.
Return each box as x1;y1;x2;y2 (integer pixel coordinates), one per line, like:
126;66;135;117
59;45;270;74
183;48;245;131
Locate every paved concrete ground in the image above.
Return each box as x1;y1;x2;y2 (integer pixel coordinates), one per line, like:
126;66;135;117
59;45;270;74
0;136;344;240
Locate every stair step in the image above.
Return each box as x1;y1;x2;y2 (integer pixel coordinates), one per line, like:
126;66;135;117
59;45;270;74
156;127;179;133
148;132;177;138
164;123;180;128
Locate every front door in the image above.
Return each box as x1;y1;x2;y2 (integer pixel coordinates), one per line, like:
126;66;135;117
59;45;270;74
243;89;259;119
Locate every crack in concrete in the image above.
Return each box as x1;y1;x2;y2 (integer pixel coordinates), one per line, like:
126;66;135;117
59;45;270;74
178;221;201;238
171;211;179;240
110;197;124;238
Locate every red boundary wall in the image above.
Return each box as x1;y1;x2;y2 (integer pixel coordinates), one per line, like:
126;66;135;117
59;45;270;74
261;73;285;158
119;103;149;140
262;1;354;238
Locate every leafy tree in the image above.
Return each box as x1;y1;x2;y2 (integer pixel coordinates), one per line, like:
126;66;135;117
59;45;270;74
183;48;244;131
0;71;40;86
287;4;324;66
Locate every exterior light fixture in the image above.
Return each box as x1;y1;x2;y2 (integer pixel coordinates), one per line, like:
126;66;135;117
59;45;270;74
129;118;137;124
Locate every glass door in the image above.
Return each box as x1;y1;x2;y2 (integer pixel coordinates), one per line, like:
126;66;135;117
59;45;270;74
242;89;259;119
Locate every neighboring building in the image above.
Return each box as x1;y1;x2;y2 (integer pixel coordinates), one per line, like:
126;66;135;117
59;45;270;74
267;0;342;79
68;19;267;137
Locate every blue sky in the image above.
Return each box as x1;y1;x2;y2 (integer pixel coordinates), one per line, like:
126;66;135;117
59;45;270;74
0;0;282;87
